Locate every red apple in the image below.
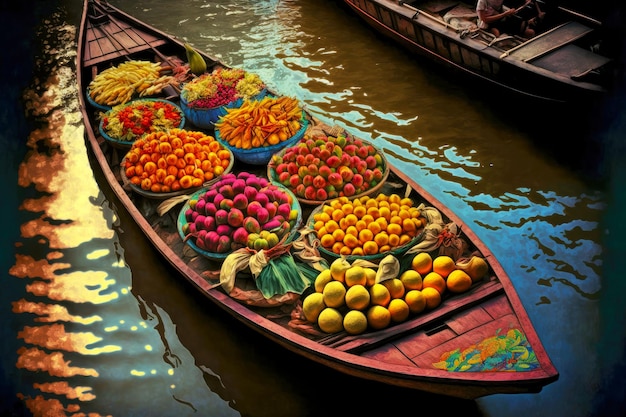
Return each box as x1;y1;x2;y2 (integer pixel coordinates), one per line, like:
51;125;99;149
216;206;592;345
328;172;343;187
326;155;341;168
365;155;377;169
318;165;332;179
352;173;364;187
289;174;301;188
316;188;328;201
304;185;317;200
302;174;314;187
343;183;356;197
313;175;327;189
287;162;299;175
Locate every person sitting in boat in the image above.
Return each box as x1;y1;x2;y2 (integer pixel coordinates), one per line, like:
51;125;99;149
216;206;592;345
476;0;543;38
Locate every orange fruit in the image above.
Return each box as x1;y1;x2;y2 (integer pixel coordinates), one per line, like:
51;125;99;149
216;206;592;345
331;228;346;243
411;252;433;275
405;290;426;314
345;265;367;287
322;281;347;308
388;298;410;323
446;269;473;293
363;240;379;256
367;221;382;235
345;284;370;310
369;283;391;307
422;287;442;309
351;247;364;256
329;258;349;282
318;307;343;333
364;267;377;287
366;305;391;330
320;234;335;248
382;278;405;299
400;269;422;291
353;205;367;218
423;272;446;294
343;310;368;335
343;234;360;249
358;228;374;244
432;255;456;278
374;231;389;247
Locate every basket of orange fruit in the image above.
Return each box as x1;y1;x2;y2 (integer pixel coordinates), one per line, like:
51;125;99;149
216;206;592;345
121;128;233;199
307;193;428;262
214;95;307;165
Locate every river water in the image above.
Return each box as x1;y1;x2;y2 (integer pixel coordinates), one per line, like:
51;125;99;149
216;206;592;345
1;0;625;416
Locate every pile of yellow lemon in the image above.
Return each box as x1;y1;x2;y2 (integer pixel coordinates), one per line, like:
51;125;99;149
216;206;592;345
302;252;489;335
311;193;426;257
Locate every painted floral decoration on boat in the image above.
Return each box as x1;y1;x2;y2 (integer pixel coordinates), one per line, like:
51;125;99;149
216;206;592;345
181;67;265;108
432;328;539;372
101;99;184;143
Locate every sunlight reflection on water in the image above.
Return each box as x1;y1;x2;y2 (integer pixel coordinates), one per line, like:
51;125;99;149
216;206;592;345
7;8;239;416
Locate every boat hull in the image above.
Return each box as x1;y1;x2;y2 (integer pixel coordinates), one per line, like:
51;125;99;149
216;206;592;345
77;0;558;398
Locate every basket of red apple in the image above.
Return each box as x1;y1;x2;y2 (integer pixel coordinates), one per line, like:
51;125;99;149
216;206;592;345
267;133;389;205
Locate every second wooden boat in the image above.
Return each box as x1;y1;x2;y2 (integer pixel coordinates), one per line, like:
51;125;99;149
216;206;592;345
77;0;558;399
339;0;615;103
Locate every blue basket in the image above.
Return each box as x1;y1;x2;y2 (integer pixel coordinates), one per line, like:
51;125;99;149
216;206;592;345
215;115;308;165
98;99;185;148
180;89;268;129
177;183;302;260
86;88;113;111
180;97;234;129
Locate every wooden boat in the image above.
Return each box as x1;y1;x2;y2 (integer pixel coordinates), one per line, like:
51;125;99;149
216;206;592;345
339;0;615;102
77;0;558;399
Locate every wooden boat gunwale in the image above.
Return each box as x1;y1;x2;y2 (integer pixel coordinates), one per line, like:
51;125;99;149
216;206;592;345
77;0;558;399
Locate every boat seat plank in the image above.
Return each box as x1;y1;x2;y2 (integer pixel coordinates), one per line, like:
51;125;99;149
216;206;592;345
394;326;458;359
532;44;612;78
362;343;420;368
420;0;459;14
506;21;593;62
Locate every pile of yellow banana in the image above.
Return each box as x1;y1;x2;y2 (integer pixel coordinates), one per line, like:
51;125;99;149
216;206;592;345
88;60;179;107
215;96;303;149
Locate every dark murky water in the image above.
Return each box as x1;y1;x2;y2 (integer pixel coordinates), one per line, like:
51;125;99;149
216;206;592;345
2;0;625;416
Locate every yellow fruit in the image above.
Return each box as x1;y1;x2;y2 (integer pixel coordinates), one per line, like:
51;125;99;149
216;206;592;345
369;283;391;307
344;265;367;287
459;256;489;282
364;267;377;287
314;269;333;293
405;290;426;314
343;310;368;335
302;292;326;323
388;298;410;323
446;269;473;293
318;307;344;333
322;281;346;308
422;272;446;294
329;257;350;282
400;269;422;291
345;284;371;310
411;252;433;275
422;287;442;309
366;305;391;330
432;255;456;278
382;278;405;299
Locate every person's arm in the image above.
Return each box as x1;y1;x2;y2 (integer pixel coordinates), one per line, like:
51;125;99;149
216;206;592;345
477;7;516;25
